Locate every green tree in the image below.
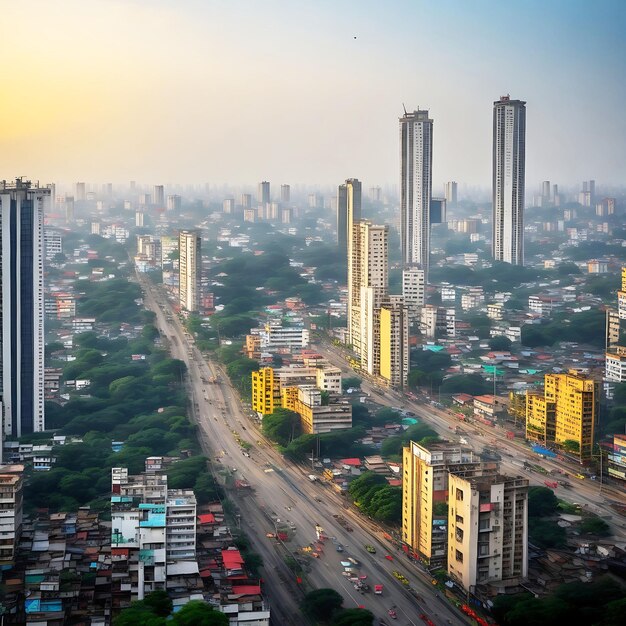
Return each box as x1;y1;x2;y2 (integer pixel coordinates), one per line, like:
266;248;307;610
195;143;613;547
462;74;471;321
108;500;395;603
562;439;580;453
262;408;302;446
170;601;228;626
440;374;491;396
113;603;166;626
580;516;611;537
528;486;559;517
301;588;344;622
342;376;362;391
528;519;567;549
489;335;513;351
142;590;173;617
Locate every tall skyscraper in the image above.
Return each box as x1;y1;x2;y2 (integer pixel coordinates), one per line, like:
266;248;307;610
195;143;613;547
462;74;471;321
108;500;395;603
348;221;388;375
166;194;182;212
280;184;290;203
400;108;433;278
240;193;252;209
430;197;447;224
541;180;551;204
492;95;526;265
75;181;86;201
337;178;362;258
153;185;165;207
0;179;48;446
444;181;457;205
178;230;201;312
65;195;75;223
258;181;270;205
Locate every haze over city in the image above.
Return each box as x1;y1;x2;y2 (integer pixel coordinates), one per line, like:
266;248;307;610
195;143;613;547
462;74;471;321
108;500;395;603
2;0;625;187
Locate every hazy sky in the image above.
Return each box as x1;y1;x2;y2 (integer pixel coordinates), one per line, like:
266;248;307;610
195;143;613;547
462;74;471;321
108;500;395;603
1;0;625;190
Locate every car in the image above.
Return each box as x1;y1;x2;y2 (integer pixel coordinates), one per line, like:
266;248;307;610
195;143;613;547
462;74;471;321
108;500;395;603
365;544;376;553
335;545;344;552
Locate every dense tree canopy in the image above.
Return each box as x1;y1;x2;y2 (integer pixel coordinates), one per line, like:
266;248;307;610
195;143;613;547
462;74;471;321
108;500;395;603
348;471;402;523
301;589;344;622
261;408;302;447
492;577;625;626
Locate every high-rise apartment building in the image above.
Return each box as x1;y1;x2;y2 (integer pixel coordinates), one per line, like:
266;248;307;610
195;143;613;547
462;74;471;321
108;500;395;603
166;194;182;212
348;221;388;375
526;370;598;460
258;181;270;205
444;181;457;205
430;197;447;224
447;469;528;594
337;178;362;258
379;296;409;389
400;108;433;278
0;180;48;446
178;230;201;312
65;196;75;223
280;184;290;203
75;181;86;201
153;185;165;207
402;442;479;568
241;193;252;209
492;96;526;265
402;265;425;324
541;180;551;204
223;198;235;214
420;305;456;339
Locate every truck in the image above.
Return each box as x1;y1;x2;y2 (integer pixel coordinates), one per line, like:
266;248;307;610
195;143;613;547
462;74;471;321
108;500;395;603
308;474;317;482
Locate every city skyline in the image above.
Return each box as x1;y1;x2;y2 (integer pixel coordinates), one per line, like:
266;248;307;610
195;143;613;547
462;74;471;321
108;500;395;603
1;1;624;186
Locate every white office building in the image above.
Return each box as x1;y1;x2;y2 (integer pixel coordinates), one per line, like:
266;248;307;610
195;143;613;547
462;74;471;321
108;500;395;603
179;230;201;312
400;108;433;279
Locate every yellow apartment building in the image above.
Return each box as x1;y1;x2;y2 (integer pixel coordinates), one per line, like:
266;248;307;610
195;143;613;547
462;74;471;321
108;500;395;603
526;370;598;460
251;367;278;415
402;441;480;567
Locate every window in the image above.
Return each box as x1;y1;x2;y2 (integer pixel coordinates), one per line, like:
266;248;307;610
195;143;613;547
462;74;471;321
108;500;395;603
455;549;464;563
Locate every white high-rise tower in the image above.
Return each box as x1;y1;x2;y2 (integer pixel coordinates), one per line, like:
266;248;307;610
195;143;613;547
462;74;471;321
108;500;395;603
178;230;201;312
492;96;526;265
400;108;433;279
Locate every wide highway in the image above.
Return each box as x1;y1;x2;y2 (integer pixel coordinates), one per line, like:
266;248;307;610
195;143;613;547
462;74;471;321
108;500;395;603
317;339;626;547
136;272;468;626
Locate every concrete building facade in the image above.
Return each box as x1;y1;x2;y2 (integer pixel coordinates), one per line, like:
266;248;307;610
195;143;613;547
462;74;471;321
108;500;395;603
400;109;433;278
0;180;48;445
492;96;526;266
178;230;201;312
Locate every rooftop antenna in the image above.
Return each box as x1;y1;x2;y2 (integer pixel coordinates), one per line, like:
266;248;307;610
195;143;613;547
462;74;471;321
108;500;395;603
402;103;407;115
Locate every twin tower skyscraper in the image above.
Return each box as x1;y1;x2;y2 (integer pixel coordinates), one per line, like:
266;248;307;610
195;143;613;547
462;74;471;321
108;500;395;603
338;97;526;388
399;96;527;277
